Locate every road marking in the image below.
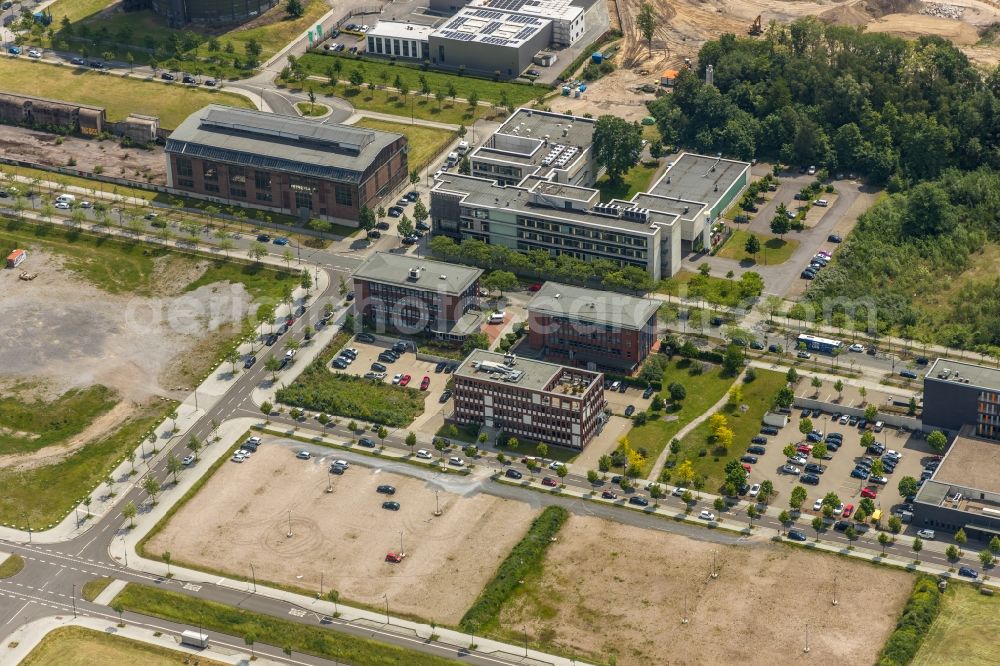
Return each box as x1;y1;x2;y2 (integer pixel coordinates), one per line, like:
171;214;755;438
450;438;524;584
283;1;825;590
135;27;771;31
288;608;307;617
183;583;202;592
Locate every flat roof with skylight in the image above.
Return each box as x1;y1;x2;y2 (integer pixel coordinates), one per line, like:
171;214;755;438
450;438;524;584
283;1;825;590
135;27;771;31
456;349;600;393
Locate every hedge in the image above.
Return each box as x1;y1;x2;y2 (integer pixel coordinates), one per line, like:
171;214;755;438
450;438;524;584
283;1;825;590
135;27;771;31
877;576;943;666
459;506;569;631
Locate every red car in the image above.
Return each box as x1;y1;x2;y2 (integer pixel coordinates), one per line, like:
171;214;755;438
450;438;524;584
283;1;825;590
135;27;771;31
601;490;617;499
742;463;752;473
528;283;542;292
420;376;430;390
842;503;854;518
399;374;412;387
385;551;404;563
861;488;877;499
542;477;557;487
797;444;813;454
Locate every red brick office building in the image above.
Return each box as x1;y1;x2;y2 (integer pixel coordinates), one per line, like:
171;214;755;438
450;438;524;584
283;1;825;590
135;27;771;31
527;282;659;372
452;350;606;450
165;105;408;224
352;253;484;340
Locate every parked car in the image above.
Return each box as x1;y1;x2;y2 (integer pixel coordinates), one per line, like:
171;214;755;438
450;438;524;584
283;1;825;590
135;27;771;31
505;468;523;479
359;437;376;448
861;487;878;499
747;446;766;455
439;390;452;403
628;496;649;507
741;455;758;464
243;355;257;369
900;369;918;379
787;529;807;541
448;457;465;467
420;376;430;390
182;454;195;465
377;484;396;495
399;374;412;387
542;477;558;487
782;464;801;475
698;510;716;521
916;529;936;540
357;333;375;343
828;234;843;243
161;72;175;81
416;449;433;459
800;473;820;485
382;501;400;511
296;450;311;460
959;567;979;579
624;405;635;417
601;490;617;499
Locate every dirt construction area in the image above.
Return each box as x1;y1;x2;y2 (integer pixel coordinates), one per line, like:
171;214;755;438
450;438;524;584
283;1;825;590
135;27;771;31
146;443;539;624
571;0;1000;121
499;515;913;666
0;125;167;183
0;247;250;468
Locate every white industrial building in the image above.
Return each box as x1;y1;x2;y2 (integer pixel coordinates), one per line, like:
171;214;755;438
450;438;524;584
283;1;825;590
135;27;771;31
365;22;435;60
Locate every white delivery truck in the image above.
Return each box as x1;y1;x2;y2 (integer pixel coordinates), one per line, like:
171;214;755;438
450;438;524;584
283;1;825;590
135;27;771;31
56;193;76;204
180;630;209;648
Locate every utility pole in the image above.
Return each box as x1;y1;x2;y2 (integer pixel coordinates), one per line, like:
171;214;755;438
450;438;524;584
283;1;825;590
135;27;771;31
383;594;390;624
287;509;293;538
72;584;77;618
682;593;688;624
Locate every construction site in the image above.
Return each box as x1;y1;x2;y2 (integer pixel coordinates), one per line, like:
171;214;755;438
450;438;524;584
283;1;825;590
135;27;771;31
557;0;1000;119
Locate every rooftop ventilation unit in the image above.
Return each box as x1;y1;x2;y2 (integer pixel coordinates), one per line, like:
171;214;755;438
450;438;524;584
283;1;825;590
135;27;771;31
407;267;421;281
592;203;622;217
622;207;649;222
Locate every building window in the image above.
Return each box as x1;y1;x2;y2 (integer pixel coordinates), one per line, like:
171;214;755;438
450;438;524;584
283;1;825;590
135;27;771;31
178;178;194;188
254;171;272;202
393;39;400;56
176;158;193;178
335;184;353;207
228;165;247;198
295;190;313;211
403;40;410;57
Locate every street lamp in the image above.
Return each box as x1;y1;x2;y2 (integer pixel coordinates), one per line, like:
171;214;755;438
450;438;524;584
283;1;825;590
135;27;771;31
383;594;390;624
21;512;31;543
250;562;257;592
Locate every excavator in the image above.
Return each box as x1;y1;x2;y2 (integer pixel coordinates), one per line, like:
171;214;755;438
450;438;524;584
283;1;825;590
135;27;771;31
748;15;763;36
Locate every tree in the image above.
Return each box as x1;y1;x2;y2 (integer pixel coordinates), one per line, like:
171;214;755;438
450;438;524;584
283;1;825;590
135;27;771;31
821;492;841;514
668;382;686;402
990;536;1000;556
260;400;273;416
887;515;902;534
955;528;968;553
746;504;758;528
598;454;612;472
860;430;876;450
859;386;868;404
722;344;744;376
264;355;282;381
946;544;960;561
833;379;844;399
770;214;790;238
811;516;824;540
728;384;744;407
121;500;137;528
507;437;519;452
871;458;884;479
397;216;415;238
786;368;798;384
163;550;172;576
636;1;657;55
759;480;774;505
481;270;518;298
980;549;995;569
248;241;267;263
592;115;643;183
773;386;795;409
587;469;600;484
927;430;948;452
799;417;813;436
810;376;823;396
779;510;791;526
244;633;256;658
783;443;797;459
744;233;760;260
462;331;490;354
675;459;696;487
790;485;807;510
187;436;202;461
405;432;417;451
225;348;241;375
377;426;389;446
536;442;549;458
166;454;182;484
912;536;923;562
811;442;827;460
413;199;429;225
864;404;878;422
349;68;364;89
143;476;161;505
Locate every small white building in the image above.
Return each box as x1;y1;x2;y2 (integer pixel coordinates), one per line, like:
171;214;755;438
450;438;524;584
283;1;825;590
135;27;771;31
366;22;434;60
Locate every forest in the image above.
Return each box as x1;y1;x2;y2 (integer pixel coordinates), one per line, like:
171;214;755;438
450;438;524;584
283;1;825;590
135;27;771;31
647;18;1000;186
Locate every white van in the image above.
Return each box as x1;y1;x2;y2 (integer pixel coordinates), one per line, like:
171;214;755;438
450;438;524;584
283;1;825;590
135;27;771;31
457;140;469;154
488;312;506;324
873;420;884;433
56;193;75;203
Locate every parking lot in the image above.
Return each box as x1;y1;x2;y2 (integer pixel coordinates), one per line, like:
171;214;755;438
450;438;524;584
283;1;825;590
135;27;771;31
333;338;453;425
602;381;653;417
746;408;936;519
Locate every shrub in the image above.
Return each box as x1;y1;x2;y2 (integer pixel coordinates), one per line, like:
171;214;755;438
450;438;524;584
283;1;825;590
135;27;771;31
459;506;568;631
876;576;942;666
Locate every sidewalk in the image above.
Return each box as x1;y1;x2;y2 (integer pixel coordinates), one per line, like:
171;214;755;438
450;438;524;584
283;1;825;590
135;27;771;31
0;615;274;666
114;419;594;666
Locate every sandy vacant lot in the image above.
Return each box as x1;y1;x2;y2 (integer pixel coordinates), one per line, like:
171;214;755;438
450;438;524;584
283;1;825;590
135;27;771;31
499;515;913;666
147;445;538;624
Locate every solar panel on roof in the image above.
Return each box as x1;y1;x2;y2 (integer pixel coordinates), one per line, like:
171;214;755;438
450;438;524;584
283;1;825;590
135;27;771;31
471;8;503;18
447;16;467;28
509;14;542;24
481;20;502;34
481;36;508;45
445;30;476;41
513;26;536;40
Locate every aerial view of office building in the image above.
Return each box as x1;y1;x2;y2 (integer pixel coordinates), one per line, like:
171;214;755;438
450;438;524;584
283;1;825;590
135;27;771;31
166;105;408;224
430;108;750;279
526;282;659;371
352;252;483;339
451;349;605;449
922;358;1000;440
146;0;278;28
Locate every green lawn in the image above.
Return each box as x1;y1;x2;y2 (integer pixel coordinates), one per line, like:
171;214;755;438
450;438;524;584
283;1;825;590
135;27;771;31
596;162;659;202
0;384;117;455
112;584;466;666
333;86;478;126
0;401;174;527
716;229;799;265
677;369;786;490
657;269;762;307
0;554;24;579
0;59;251;128
276;366;425;427
912;583;999;666
46;0;330;79
295;101;328;117
81;577;113;602
297;53;546;106
353;117;456;175
625;358;737;477
20;626;226;666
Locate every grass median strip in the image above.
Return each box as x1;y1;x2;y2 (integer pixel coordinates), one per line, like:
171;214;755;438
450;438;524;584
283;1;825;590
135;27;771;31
111;583;466;666
459;505;568;632
0;554;25;579
81;576;113;602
